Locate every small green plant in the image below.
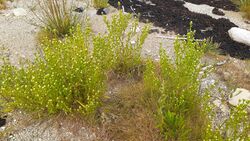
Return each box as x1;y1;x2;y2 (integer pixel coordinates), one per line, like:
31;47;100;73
35;0;81;38
92;0;109;9
93;11;149;76
144;24;208;140
204;37;220;53
0;25;105;116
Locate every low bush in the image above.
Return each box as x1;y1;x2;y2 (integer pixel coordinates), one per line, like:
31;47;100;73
0;11;148;117
144;24;250;140
93;11;149;77
0;25;105;116
144;25;208;140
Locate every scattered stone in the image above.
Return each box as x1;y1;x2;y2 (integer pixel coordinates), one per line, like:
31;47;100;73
212;8;225;16
229;88;250;107
145;1;156;6
0;126;6;132
228;27;250;46
244;20;250;24
149;28;160;34
0;118;6;127
130;40;136;45
74;7;84;13
96;8;109;15
12;8;27;16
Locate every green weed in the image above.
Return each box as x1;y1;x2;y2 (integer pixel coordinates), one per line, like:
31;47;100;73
93;11;149;77
144;24;207;140
0;25;105;116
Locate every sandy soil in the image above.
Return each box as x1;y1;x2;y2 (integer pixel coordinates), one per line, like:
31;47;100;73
0;0;38;67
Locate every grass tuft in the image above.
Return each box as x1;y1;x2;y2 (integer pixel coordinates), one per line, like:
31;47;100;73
35;0;82;38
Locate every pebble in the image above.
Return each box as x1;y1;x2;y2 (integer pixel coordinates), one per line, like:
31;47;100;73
74;7;84;13
12;8;27;16
212;8;225;16
96;8;110;15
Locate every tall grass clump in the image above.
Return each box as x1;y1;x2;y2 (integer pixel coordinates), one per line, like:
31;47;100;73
239;0;250;19
36;0;81;38
144;25;209;140
0;25;105;116
93;11;149;76
92;0;109;9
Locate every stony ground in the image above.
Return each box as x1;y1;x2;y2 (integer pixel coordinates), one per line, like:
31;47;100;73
0;0;249;140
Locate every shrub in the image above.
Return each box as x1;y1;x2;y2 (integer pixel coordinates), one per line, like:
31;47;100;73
0;25;105;116
92;0;109;9
144;25;207;140
0;11;148;117
93;11;149;77
144;24;250;140
35;0;81;38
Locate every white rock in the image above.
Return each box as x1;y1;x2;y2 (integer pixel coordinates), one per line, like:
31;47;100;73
12;8;27;16
130;40;136;45
229;88;250;106
228;27;250;46
0;126;6;131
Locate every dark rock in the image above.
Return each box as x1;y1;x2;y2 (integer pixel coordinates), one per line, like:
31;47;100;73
0;118;6;127
74;7;84;13
149;29;160;34
97;8;106;15
245;20;250;24
212;8;225;16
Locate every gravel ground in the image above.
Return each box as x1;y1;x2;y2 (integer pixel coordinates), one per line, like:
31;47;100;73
0;0;38;67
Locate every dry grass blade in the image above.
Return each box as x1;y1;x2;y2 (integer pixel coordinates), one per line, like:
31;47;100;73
34;0;82;38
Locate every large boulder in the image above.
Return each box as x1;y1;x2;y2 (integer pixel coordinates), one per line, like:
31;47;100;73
228;27;250;46
229;88;250;108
